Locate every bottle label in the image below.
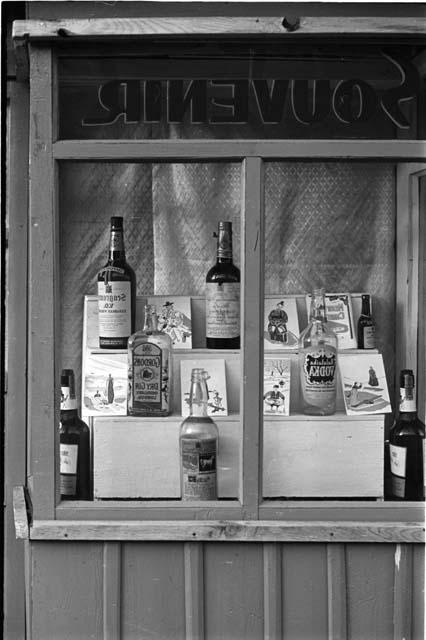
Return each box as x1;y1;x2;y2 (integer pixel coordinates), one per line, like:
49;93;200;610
302;348;337;387
61;385;77;411
399;388;417;413
206;282;240;339
97;281;131;339
131;342;169;411
60;444;78;495
362;326;376;349
181;437;217;500
60;475;77;496
389;443;407;478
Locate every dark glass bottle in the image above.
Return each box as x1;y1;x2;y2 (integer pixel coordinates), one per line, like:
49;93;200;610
389;369;425;501
97;216;136;349
357;294;376;349
205;221;240;349
59;369;91;500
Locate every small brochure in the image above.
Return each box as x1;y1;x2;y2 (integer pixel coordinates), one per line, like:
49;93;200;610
306;292;357;349
263;357;291;416
264;297;299;350
339;353;392;415
82;352;128;416
180;358;228;417
147;295;192;349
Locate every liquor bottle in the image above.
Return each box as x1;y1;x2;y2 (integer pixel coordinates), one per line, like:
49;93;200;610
127;305;172;416
180;369;219;500
97;216;136;349
357;294;376;349
389;369;425;500
206;221;240;349
59;369;91;500
298;288;338;415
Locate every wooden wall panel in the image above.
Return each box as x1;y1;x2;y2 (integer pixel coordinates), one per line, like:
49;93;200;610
412;544;425;640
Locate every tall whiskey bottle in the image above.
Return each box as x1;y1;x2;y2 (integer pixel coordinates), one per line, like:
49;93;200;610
389;369;425;500
299;288;338;415
97;216;136;349
180;369;219;500
59;369;91;500
357;294;376;349
206;221;240;349
127;305;172;417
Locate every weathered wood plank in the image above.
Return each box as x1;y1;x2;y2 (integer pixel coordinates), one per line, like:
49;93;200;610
327;544;347;640
29;520;425;543
13;486;30;540
103;542;121;640
393;544;413;640
184;543;205;640
13;16;426;41
53;139;426;161
263;543;282;640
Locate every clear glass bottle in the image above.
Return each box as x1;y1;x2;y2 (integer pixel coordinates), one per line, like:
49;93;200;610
97;216;136;349
389;369;425;501
127;305;172;416
59;369;91;500
299;288;338;415
357;293;376;349
180;369;219;500
206;220;240;349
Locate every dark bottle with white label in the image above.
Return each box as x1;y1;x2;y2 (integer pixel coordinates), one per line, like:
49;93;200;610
180;368;219;500
59;369;91;500
97;216;136;349
357;294;376;349
206;221;240;349
389;369;425;501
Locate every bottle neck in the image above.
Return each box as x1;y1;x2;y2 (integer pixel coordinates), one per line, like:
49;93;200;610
399;387;417;414
361;295;371;316
108;228;126;262
216;226;233;262
310;292;327;324
188;377;209;418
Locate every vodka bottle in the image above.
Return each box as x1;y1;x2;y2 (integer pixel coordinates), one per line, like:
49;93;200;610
127;305;172;416
299;288;338;415
180;369;219;500
206;221;240;349
389;369;425;500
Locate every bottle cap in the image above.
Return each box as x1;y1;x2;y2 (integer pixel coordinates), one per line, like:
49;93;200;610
110;217;123;228
400;369;415;388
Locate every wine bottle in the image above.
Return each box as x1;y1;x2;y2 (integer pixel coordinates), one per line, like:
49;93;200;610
299;288;338;416
206;221;240;349
357;294;376;349
59;369;91;500
127;305;172;417
180;368;219;500
389;369;425;501
97;216;136;349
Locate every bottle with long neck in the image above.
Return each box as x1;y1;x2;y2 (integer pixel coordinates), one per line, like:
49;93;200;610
97;216;136;349
127;304;172;417
59;369;91;500
357;294;376;349
299;288;338;415
180;369;219;500
389;369;425;501
206;221;240;349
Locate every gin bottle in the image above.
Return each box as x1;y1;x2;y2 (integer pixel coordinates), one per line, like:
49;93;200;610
299;288;338;415
127;305;172;417
180;369;219;500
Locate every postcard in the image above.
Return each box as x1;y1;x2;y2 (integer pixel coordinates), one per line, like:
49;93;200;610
263;357;291;415
147;295;192;349
306;292;357;349
180;358;228;417
339;353;392;415
82;352;128;416
264;297;299;350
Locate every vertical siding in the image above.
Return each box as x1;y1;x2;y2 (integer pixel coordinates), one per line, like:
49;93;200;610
29;541;424;640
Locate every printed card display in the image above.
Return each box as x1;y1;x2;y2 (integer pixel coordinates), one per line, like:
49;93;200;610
82;352;128;416
306;292;356;349
263;357;291;415
180;359;228;417
339;353;392;415
264;297;299;350
147;295;192;349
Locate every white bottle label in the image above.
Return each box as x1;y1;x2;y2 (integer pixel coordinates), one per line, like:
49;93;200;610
181;437;217;500
206;282;240;339
97;281;131;338
389;443;407;478
363;326;376;349
60;385;77;411
60;443;78;495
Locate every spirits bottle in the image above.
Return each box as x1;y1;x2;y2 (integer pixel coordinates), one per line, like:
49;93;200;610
206;221;240;349
389;369;425;501
180;369;219;500
127;305;172;416
59;369;91;500
299;288;338;415
357;294;376;349
97;216;136;349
